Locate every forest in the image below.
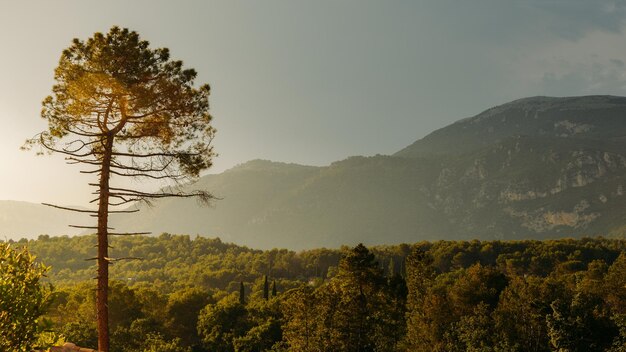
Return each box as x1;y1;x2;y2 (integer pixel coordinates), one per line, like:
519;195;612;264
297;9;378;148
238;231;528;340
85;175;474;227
3;234;625;351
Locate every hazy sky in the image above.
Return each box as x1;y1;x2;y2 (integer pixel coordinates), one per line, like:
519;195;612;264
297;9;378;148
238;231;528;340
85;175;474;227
2;1;626;205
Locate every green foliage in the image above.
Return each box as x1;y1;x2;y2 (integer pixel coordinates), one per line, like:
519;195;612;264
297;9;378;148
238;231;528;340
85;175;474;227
111;318;189;352
605;253;626;315
263;275;269;300
233;299;283;352
609;315;626;352
139;333;191;352
405;239;626;352
546;293;616;352
0;243;52;352
60;321;98;348
12;235;626;351
164;287;213;349
447;302;496;352
405;247;437;349
33;26;215;178
239;281;246;305
280;286;316;351
197;295;250;352
493;276;553;351
108;281;144;330
281;244;405;351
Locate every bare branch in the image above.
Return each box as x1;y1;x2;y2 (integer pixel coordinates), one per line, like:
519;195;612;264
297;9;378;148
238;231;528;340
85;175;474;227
63;139;101;153
112;151;200;158
39;135;99;158
42;203;97;214
83;208;140;215
69;225;115;230
108;199;142;206
109;159;176;173
107;186;215;201
66;157;103;166
106;256;143;262
108;232;151;236
109;169;184;180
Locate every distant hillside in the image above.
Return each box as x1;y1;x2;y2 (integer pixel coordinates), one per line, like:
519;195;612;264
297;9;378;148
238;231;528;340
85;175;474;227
5;95;626;248
108;95;626;248
0;201;83;239
111;157;447;249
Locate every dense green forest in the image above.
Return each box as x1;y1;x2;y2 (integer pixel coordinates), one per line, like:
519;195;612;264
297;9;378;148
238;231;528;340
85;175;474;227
5;235;626;351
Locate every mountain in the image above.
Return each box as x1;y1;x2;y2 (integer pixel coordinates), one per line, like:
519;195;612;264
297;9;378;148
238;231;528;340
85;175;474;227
111;157;447;249
0;201;83;239
107;95;626;248
5;95;626;248
395;95;626;157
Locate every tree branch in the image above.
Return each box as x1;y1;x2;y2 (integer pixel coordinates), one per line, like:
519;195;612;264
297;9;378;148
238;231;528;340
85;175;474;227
69;225;115;230
108;232;151;236
42;203;97;213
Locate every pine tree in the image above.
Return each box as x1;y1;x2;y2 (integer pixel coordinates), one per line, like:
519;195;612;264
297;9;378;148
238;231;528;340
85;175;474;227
405;247;437;350
26;26;215;352
318;244;401;351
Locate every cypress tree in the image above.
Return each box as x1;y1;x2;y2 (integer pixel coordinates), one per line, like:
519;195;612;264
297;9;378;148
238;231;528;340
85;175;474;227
239;281;245;305
272;280;277;297
263;275;269;300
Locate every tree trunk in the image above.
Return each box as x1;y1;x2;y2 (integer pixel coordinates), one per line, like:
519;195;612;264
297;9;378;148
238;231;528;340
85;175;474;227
97;134;114;352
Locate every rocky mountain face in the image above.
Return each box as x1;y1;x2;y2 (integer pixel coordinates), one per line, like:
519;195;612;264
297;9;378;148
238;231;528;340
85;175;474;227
5;95;626;248
106;95;626;248
393;95;626;241
395;95;626;157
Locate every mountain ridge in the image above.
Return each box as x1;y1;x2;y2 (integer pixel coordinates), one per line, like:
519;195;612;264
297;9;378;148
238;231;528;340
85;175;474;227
394;95;626;158
4;95;626;248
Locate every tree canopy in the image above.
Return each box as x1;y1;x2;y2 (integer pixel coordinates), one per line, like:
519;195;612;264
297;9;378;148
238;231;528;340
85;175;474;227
33;26;215;184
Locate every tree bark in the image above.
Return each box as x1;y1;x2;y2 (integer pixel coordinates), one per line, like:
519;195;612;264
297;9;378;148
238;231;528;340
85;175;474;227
97;134;114;352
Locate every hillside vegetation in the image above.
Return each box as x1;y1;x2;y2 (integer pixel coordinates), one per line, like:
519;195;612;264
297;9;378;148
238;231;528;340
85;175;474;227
7;235;625;351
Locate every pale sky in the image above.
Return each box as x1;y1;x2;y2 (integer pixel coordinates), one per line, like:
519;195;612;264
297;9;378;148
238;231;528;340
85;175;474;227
2;1;626;205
